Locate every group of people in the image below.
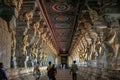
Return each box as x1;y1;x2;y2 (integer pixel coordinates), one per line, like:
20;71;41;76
47;61;78;80
33;61;57;80
0;60;78;80
47;62;57;80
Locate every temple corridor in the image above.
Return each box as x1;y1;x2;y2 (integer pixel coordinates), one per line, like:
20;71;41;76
5;67;120;80
7;68;84;80
0;0;120;80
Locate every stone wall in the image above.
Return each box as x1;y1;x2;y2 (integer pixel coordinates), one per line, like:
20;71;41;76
0;18;11;68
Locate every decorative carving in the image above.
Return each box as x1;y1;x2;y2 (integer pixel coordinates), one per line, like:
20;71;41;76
105;16;120;28
30;22;40;44
43;52;47;62
103;27;120;68
11;30;16;57
40;48;44;62
84;22;92;30
30;43;38;60
23;11;33;35
105;28;116;44
95;37;102;56
24;11;33;21
89;44;94;60
89;10;99;21
2;0;23;10
55;23;70;28
114;42;119;58
52;3;70;12
86;2;99;22
104;16;120;59
16;0;23;10
33;22;40;30
22;35;29;56
55;16;70;22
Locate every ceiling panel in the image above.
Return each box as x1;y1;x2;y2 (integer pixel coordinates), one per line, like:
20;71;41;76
40;0;81;53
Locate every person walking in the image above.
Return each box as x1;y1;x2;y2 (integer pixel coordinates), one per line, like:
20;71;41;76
33;62;41;80
47;61;52;80
70;61;78;80
0;62;8;80
49;64;57;80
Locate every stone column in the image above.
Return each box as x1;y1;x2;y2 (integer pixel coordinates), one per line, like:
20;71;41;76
95;52;99;67
16;11;34;67
103;52;108;69
0;0;22;68
0;18;11;68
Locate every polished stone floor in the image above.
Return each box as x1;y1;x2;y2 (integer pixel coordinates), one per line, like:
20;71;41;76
9;69;83;80
41;69;83;80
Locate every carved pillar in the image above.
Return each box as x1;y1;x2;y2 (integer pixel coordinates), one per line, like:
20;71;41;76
11;30;17;68
30;22;39;44
103;51;108;69
0;18;11;68
16;11;34;67
0;0;23;68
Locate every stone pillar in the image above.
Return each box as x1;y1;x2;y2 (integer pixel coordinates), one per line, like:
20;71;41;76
12;57;17;68
0;18;11;68
0;0;22;68
15;11;34;67
103;52;108;69
95;52;99;67
24;56;29;68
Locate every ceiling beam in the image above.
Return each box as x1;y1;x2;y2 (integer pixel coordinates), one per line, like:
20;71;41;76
37;0;59;53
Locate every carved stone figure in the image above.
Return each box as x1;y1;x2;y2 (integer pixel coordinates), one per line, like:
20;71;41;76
22;35;29;56
89;44;94;60
89;10;99;21
78;50;86;62
114;42;119;58
30;22;40;44
103;28;115;56
86;3;99;21
2;0;23;10
33;22;40;30
30;43;39;60
23;11;33;35
103;27;120;68
24;11;33;21
43;52;47;62
16;0;23;10
95;37;102;56
84;22;92;30
11;30;16;57
40;51;44;62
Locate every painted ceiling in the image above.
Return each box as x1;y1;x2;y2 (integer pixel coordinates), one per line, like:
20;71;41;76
39;0;83;53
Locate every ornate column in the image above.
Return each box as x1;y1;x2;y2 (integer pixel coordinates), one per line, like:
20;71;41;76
29;21;43;65
11;30;17;68
0;0;23;68
23;11;33;35
16;11;34;67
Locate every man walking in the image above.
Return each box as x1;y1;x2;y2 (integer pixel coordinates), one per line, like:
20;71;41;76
47;61;52;80
70;61;78;80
